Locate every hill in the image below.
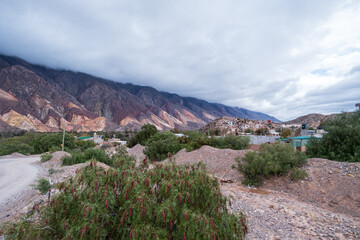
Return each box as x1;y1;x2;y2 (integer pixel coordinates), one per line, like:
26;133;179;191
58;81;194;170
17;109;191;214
0;54;279;132
282;113;337;128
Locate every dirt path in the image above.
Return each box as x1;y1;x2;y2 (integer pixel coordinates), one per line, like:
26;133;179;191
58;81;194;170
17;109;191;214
0;156;40;206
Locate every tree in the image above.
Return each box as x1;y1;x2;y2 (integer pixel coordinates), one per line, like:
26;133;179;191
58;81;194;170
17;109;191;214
306;111;360;162
280;129;291;138
127;124;158;147
255;128;269;136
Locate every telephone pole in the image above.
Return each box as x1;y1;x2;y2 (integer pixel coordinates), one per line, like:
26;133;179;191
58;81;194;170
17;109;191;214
62;123;66;151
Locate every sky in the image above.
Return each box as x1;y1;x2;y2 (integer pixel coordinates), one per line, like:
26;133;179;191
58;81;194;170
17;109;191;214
0;0;359;121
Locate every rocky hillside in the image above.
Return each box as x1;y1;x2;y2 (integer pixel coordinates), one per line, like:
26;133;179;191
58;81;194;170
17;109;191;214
0;54;279;132
282;113;337;128
200;116;278;135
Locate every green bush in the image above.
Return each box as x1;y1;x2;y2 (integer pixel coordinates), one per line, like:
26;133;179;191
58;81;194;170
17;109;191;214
307;111;360;162
62;149;112;166
236;142;307;186
75;140;96;151
35;178;51;194
49;146;61;153
2;160;247;239
280;129;291;138
0;142;34;156
0;132;39;156
127;124;158;147
290;169;308;181
40;153;52;162
144;131;185;161
212;135;250;150
30;133;76;154
100;144;112;150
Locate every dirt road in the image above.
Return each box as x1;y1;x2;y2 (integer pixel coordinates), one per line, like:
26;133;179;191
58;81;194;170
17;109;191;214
0;156;39;207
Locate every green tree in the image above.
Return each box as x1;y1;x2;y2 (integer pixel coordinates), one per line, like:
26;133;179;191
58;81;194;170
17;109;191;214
280;129;291;138
255;128;269;136
144;131;185;161
30;133;76;154
127;124;158;147
307;111;360;162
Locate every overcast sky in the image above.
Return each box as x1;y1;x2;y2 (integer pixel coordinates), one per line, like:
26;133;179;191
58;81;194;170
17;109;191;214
0;0;359;121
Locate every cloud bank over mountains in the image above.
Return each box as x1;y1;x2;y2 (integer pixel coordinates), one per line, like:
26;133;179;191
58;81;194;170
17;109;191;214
0;0;359;120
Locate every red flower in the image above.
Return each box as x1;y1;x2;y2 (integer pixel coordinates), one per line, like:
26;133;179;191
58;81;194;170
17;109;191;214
185;212;188;221
162;210;166;223
105;199;108;210
121;212;127;226
167;183;171;192
125;189;129;200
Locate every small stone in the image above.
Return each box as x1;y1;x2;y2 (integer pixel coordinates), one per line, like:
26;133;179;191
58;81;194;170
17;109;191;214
347;174;355;178
274;236;280;240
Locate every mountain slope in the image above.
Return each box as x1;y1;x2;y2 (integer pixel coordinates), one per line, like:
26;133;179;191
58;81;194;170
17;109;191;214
282;113;338;129
0;54;279;132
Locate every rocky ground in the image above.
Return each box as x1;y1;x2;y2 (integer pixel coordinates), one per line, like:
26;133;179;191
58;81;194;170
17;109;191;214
166;146;360;239
1;146;359;240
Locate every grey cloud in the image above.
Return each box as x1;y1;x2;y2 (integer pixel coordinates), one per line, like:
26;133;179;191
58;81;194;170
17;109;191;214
0;0;358;121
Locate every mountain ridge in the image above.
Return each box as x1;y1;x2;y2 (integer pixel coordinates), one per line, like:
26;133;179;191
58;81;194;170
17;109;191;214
0;54;280;132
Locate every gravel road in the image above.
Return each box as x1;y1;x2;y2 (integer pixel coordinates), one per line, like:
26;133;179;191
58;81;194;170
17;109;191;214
0;156;40;207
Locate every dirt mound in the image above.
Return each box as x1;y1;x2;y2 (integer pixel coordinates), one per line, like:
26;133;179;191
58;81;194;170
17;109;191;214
50;161;110;185
166;145;247;182
263;158;360;218
0;152;27;159
127;144;146;166
41;151;71;169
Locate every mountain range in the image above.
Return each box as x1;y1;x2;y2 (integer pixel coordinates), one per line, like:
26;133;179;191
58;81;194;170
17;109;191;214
0;54;279;132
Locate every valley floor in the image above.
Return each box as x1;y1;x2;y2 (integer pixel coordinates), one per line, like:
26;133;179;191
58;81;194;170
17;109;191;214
1;146;359;240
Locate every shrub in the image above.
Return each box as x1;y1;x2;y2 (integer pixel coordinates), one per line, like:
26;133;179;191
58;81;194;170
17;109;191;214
0;142;34;156
49;146;61;153
212;135;250;150
144;131;185;161
0;132;39;156
35;178;51;194
40;153;52;162
280;129;291;138
236;142;307;186
290;169;308;181
75;140;96;151
127;124;158;147
48;168;64;175
245;129;254;134
3;161;247;239
62;149;112;166
307;111;360;162
255;128;269;136
100;144;112;150
30;133;76;154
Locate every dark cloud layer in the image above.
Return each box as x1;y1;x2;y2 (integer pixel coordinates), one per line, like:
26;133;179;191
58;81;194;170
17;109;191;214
0;0;359;120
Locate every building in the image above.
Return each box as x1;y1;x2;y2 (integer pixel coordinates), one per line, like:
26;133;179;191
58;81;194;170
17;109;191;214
76;133;104;144
287;136;320;152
